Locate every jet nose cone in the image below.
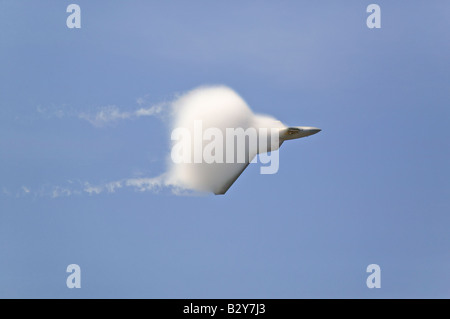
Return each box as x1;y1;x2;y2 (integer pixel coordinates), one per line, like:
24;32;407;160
284;126;321;140
310;128;321;135
299;127;321;137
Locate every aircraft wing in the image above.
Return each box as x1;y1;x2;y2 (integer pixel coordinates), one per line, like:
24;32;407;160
213;161;251;195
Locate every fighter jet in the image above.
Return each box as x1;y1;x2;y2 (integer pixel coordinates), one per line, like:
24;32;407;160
214;126;321;195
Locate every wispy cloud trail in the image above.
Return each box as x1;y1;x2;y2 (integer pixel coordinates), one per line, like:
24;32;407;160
35;95;166;127
1;174;184;199
78;104;164;127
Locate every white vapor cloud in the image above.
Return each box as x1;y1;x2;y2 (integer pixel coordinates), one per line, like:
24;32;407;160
165;85;283;194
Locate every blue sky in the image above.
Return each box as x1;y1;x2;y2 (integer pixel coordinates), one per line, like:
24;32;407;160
0;1;449;298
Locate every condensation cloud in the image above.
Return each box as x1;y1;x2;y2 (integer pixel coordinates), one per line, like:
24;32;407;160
166;85;284;194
